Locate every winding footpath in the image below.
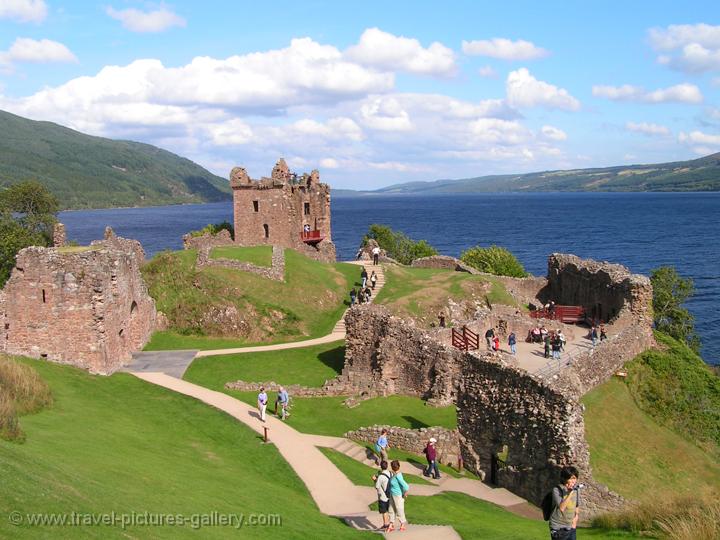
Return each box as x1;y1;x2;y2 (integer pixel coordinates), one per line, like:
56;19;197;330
127;261;539;538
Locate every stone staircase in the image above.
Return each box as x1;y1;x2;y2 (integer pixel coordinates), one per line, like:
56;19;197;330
331;262;386;335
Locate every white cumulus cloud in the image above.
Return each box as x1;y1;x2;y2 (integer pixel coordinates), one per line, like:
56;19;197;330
106;5;186;33
648;24;720;73
625;122;670;136
0;0;46;23
360;96;413;131
506;68;580;111
345;27;456;77
541;125;567;141
678;130;720;146
462;38;548;60
592;83;703;104
0;38;77;65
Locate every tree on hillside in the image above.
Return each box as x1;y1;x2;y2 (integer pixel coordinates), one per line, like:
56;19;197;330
0;181;59;286
650;266;701;353
460;245;528;278
363;224;437;265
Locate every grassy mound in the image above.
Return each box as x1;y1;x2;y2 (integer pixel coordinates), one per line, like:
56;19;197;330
582;377;720;501
0;357;369;539
375;266;516;325
183;344;456;436
625;332;719;455
210;245;272;267
142;248;358;350
0;355;52;442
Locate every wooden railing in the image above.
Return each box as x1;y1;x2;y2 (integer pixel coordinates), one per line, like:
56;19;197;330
300;230;323;242
451;326;480;351
529;305;586;324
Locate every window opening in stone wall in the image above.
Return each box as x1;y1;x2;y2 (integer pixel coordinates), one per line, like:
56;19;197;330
253;200;259;212
42;289;46;303
119;329;124;337
304;202;310;215
130;301;138;315
263;224;269;238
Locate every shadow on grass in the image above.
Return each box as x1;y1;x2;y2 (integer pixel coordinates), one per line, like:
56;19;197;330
402;415;430;429
317;346;346;375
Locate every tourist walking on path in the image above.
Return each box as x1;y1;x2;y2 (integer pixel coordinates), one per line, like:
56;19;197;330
372;461;393;531
485;328;495;350
349;287;357;306
388;460;409;532
423;437;440;479
361;267;368;289
493;335;500;352
590;326;598;347
552;334;561;360
548;466;581;540
544;334;551;359
276;386;290;420
355;247;363;260
370;270;377;289
372;245;380;265
375;428;390;464
558;330;566;351
600;325;607;342
508;332;517;355
257;387;268;422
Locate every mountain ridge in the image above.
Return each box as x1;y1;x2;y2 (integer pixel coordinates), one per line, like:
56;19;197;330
0;109;231;210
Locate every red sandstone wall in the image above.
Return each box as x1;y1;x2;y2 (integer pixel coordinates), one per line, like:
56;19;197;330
1;239;156;374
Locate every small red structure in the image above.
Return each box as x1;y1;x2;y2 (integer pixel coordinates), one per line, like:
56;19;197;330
530;305;586;324
300;229;324;244
451;326;480;351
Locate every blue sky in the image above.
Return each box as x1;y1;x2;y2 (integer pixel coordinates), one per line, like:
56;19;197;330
1;1;719;189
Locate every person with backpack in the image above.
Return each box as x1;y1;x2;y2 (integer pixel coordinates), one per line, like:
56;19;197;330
372;460;393;531
508;332;517;355
387;460;409;532
370;270;378;289
543;465;581;540
422;437;440;479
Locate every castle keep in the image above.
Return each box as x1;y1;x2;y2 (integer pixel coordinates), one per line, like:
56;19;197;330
230;158;336;262
0;229;157;374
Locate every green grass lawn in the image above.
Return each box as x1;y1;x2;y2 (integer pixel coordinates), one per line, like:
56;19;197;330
317;447;433;486
400;492;638;539
210;245;273;267
184;341;345;388
582;377;720;501
375;265;516;325
0;357;370;539
143;249;359;350
182;344;457;437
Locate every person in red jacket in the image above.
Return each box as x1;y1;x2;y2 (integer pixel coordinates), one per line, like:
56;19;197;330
422;438;440;479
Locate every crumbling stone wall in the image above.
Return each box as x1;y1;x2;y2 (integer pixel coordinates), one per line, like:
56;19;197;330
182;229;233;250
0;231;156;374
545;253;653;327
345;425;461;466
335;305;462;405
197;245;285;281
230;159;336;262
411;255;479;274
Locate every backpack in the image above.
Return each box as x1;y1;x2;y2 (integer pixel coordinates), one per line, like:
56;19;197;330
541;486;560;521
377;471;393;499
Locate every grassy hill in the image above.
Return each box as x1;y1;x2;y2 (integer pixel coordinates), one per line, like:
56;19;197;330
0;109;231;209
142;247;358;350
376;152;720;193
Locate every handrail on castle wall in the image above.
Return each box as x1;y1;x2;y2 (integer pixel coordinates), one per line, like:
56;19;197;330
300;230;323;243
451;326;479;351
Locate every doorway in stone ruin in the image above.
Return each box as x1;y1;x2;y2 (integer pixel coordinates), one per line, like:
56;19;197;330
127;301;139;347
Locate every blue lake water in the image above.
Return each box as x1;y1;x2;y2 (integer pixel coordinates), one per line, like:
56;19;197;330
59;192;720;365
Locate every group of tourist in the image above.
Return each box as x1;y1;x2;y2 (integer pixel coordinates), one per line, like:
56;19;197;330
349;267;377;305
372;430;443;532
355;245;382;265
589;324;607;346
256;386;291;422
483;327;518;355
526;326;567;359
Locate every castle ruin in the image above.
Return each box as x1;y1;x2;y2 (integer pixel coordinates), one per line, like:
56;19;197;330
337;253;654;516
0;228;157;374
230;158;336;262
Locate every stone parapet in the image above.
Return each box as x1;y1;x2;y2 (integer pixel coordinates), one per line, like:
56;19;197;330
345;425;461;466
197;245;285;281
182;229;233;251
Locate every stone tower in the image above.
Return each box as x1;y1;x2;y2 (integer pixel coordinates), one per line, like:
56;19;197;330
230;158;336;262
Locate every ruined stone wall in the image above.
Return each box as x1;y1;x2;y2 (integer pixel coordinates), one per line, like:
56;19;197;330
182;229;233;251
197;245;285;281
411;255;479;274
230;159;335;262
545;253;652;328
0;234;156;374
345;425;461;466
337;305;462;405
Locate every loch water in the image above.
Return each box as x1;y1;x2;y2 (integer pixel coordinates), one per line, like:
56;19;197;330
59;192;720;366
